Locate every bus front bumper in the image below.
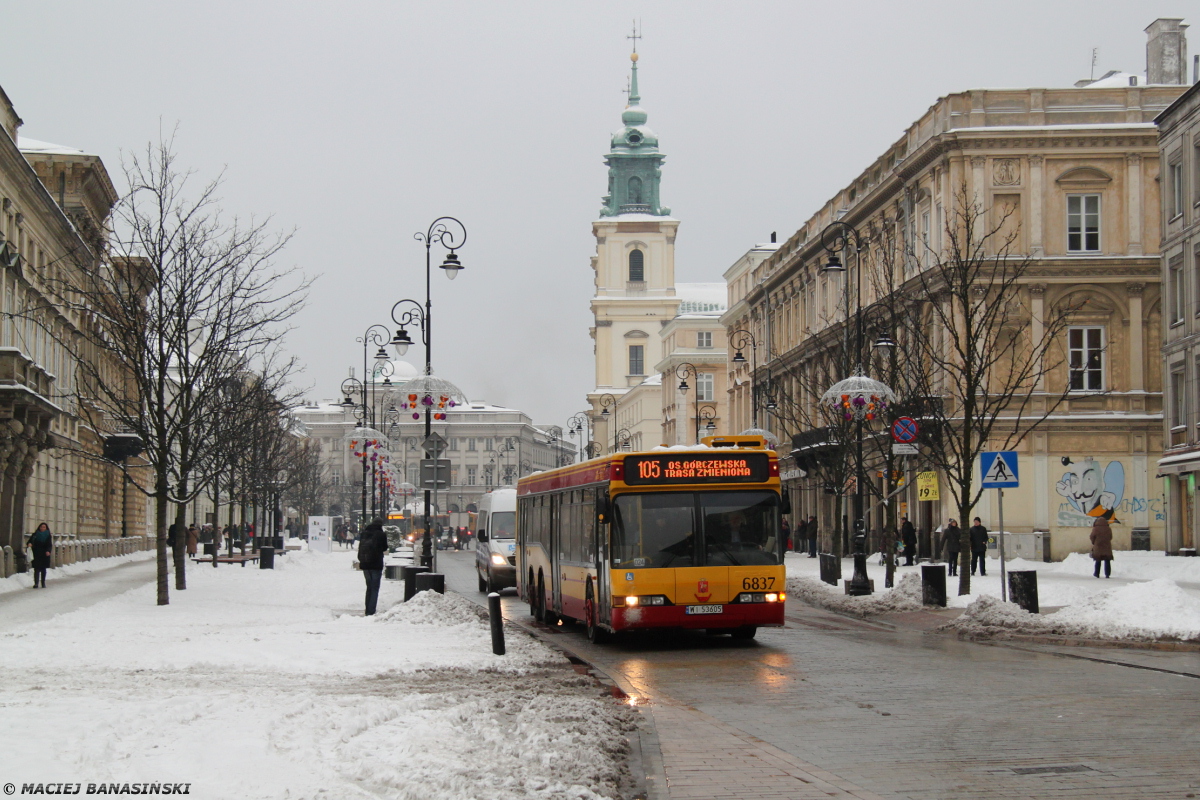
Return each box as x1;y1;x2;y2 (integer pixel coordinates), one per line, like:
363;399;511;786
611;602;784;631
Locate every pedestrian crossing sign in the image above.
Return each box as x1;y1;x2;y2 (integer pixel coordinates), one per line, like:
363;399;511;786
980;451;1019;488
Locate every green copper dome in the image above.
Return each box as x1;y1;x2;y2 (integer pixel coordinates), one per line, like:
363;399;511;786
600;53;669;217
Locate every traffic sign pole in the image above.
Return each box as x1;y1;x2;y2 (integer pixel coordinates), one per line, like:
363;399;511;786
999;487;1007;602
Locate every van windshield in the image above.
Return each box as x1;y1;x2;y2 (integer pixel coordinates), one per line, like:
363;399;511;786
611;491;780;569
490;512;516;539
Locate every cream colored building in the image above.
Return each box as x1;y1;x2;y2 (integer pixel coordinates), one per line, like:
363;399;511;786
728;21;1188;559
657;285;729;445
1;86;149;567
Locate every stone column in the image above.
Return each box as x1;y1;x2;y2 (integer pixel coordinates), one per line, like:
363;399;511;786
1127;282;1145;393
1030;284;1047;391
1028;156;1044;258
1127;154;1143;256
971;156;987;207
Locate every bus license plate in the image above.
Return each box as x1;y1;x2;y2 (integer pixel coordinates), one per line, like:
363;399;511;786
685;604;723;615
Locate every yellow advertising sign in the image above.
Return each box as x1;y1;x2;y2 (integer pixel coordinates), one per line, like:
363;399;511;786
917;471;939;501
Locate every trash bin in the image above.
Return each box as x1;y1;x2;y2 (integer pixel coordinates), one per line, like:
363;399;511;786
203;542;216;557
402;565;430;601
921;564;947;607
1130;528;1150;551
818;553;842;586
414;572;445;595
259;546;275;569
1008;570;1039;613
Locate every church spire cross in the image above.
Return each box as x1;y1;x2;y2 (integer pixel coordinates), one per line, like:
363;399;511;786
627;20;641;54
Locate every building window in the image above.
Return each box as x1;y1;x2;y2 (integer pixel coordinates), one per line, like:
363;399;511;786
485;438;494;451
628;344;644;376
628;249;644;282
697;331;712;348
1171;369;1186;429
697;372;714;402
921;210;931;267
448;437;459;451
466;438;476;451
1170;255;1185;324
1169;160;1184;219
1066;194;1100;253
467;466;477;486
1068;326;1104;392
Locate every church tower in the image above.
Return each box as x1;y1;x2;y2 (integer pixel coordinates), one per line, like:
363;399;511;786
588;43;680;452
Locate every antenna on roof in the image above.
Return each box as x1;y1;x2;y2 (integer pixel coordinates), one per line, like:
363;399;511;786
1090;47;1098;81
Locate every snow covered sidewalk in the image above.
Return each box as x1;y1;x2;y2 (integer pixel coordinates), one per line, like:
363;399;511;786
0;547;156;596
785;551;1200;644
0;549;634;799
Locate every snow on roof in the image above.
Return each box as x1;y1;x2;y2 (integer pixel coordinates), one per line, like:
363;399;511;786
17;136;89;156
676;282;727;315
594;212;680;223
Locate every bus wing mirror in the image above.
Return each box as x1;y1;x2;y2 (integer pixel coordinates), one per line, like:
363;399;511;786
781;492;792;515
477;530;488;541
595;494;610;524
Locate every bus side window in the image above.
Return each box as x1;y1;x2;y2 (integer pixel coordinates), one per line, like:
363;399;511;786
581;489;595;563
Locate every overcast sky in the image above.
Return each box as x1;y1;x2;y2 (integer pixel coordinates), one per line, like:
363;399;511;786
1;1;1187;428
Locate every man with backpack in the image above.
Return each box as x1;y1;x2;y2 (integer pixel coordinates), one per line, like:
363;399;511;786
357;518;388;616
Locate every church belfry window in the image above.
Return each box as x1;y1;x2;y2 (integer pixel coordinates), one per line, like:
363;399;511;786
629;175;643;204
628;249;645;282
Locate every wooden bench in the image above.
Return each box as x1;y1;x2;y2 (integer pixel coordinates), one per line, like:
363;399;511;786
191;554;259;568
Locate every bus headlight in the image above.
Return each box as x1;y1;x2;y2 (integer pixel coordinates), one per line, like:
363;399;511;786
737;592;784;603
490;554;507;566
625;595;639;606
764;593;778;603
621;595;667;607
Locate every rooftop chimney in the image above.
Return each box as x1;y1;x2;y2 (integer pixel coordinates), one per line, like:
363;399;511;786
1146;18;1188;84
770;231;777;243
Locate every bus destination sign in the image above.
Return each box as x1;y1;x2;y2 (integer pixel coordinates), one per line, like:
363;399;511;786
623;453;770;485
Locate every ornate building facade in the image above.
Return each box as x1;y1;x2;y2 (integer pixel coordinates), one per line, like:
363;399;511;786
0;85;147;567
727;24;1188;558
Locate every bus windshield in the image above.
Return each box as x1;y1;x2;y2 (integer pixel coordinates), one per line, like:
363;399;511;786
611;491;781;569
490;512;516;539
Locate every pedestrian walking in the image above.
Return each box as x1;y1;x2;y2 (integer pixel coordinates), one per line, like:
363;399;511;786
168;521;183;554
940;519;961;576
901;516;917;566
1089;516;1114;578
781;518;792;552
186;524;200;557
969;517;989;576
807;516;818;557
27;522;53;588
357;518;388;616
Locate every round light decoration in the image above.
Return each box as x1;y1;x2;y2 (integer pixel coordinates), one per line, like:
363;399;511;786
819;375;897;422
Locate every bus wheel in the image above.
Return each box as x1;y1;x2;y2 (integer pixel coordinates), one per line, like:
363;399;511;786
731;626;758;640
477;572;487;593
585;584;608;643
527;571;537;618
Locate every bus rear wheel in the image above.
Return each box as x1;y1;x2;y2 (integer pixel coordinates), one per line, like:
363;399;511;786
534;573;546;623
731;626;758;640
585;585;608;643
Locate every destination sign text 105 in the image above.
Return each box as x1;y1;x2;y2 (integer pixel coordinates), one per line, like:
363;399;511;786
623;454;770;485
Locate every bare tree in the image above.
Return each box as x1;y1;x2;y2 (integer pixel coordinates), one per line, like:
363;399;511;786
908;191;1074;595
32;134;307;604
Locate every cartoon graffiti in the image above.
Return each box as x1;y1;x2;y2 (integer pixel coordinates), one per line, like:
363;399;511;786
1055;457;1123;524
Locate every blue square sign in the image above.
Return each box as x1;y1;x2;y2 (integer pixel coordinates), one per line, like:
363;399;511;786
980;451;1019;488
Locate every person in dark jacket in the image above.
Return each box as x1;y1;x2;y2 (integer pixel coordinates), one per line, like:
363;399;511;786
900;516;917;566
27;522;53;588
940;519;961;576
793;518;807;553
358;519;388;615
969;517;989;576
1089;516;1114;578
807;516;818;557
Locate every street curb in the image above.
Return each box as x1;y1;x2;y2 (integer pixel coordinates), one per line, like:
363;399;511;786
993;641;1200;680
956;630;1200;652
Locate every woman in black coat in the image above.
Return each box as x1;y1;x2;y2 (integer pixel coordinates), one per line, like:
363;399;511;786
27;522;53;588
940;519;961;576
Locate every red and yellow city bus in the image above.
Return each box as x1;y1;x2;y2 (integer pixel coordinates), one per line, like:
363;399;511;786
516;436;788;642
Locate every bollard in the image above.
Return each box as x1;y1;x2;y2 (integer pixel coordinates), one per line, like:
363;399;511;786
384;564;403;581
259;546;275;569
402;565;430;601
1008;570;1039;614
921;564;948;607
414;572;445;595
818;553;842;586
488;592;506;655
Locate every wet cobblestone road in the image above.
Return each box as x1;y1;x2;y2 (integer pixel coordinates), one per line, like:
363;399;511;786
438;552;1200;800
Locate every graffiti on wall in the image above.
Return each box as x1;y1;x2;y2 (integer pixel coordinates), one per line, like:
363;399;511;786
1055;457;1123;527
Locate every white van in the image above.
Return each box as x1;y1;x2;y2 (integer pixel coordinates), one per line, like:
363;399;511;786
475;488;517;593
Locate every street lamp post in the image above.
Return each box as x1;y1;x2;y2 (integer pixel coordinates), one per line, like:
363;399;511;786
697;404;718;441
819;221;897;596
675;362;715;444
567;412;591;463
613;427;632;452
388;216;467;569
730;330;761;430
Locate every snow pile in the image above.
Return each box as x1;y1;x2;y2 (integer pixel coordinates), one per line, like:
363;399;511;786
377;586;489;625
786;571;924;619
942;579;1200;642
0;548;155;595
1049;551;1200;583
0;550;636;798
